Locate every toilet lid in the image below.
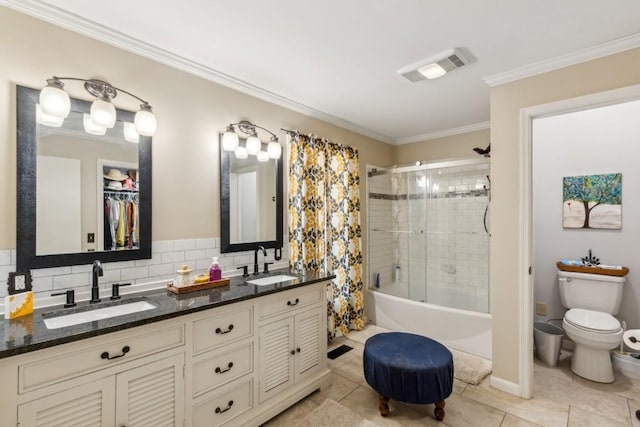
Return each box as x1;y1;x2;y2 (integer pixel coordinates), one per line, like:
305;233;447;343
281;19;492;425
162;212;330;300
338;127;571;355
565;308;620;332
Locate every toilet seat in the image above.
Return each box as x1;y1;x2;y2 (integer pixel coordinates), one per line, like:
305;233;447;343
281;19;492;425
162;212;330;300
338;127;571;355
564;308;621;334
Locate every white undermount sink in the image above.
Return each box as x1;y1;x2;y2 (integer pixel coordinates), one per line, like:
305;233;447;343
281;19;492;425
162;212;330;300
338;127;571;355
246;275;298;286
43;300;157;329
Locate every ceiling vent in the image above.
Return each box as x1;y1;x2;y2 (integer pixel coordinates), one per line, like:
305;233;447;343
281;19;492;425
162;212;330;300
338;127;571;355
398;48;470;82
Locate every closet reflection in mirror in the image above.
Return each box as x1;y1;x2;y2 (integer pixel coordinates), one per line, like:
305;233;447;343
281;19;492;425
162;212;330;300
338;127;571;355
17;85;151;270
36;111;140;255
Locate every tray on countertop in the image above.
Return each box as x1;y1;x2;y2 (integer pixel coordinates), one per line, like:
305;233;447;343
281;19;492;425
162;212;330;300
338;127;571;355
556;262;629;277
167;278;231;294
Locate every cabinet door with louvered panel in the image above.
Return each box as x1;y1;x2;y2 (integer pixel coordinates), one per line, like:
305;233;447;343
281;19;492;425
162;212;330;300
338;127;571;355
115;353;185;427
258;316;295;403
17;377;115;427
293;306;323;384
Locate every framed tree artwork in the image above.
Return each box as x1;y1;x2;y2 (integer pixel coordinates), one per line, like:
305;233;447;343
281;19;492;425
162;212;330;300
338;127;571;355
563;173;622;229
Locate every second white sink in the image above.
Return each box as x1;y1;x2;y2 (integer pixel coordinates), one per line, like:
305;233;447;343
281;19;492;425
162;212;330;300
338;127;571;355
247;275;298;286
44;300;157;329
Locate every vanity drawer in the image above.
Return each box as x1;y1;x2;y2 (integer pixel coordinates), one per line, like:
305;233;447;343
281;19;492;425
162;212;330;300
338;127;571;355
19;323;185;393
193;342;253;397
193;307;253;355
258;284;324;320
193;378;253;426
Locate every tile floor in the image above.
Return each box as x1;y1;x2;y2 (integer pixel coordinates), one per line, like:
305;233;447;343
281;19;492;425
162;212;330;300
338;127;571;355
263;329;640;427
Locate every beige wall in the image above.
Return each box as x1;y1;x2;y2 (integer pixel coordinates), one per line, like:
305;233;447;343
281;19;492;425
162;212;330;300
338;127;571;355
490;48;640;384
0;7;392;250
393;128;490;165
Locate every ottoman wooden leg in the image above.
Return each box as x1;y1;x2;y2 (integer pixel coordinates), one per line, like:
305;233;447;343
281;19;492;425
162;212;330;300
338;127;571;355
434;400;446;421
378;395;389;417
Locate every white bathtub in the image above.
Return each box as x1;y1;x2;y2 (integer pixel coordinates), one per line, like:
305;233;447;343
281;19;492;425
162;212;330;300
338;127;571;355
365;289;492;359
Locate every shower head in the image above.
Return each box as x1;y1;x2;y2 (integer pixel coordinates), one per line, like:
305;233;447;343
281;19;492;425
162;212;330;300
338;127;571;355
473;144;490;157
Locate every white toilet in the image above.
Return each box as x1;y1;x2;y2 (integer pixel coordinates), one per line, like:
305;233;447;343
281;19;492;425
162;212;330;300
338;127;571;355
558;270;625;383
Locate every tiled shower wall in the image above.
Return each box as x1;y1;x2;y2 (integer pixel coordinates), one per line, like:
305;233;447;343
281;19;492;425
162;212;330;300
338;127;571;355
367;162;490;313
0;239;289;306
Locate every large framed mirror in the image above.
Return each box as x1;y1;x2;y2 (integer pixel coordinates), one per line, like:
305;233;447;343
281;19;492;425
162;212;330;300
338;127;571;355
220;137;283;253
16;85;152;270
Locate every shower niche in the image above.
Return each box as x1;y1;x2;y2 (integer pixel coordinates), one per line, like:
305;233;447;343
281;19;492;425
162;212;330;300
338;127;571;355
367;158;490;314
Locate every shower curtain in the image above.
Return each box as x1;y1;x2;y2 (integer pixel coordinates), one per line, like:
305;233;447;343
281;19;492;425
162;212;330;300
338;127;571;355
288;132;365;342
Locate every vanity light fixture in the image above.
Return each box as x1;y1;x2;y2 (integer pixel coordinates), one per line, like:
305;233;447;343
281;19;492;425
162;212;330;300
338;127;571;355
222;120;281;160
38;76;157;137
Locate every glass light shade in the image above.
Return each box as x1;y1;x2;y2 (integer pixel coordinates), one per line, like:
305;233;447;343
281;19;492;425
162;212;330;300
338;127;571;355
235;146;248;159
418;63;447;79
39;85;70;118
222;131;239;151
90;99;117;128
123;122;140;143
245;135;261;155
267;141;282;159
36;103;64;127
257;151;269;162
134;108;157;137
83;113;107;136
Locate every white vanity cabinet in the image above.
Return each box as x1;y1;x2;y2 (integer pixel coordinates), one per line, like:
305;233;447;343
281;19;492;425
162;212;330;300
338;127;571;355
0;280;330;427
256;284;326;405
2;320;186;427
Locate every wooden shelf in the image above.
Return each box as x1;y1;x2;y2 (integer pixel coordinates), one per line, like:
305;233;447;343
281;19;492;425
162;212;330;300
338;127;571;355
556;262;629;277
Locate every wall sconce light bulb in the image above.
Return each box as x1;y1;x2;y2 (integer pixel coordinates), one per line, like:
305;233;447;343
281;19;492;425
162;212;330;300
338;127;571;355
90;98;117;128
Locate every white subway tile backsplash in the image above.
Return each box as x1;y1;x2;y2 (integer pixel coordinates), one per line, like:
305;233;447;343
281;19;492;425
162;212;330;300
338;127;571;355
174;239;196;251
0;250;11;266
152;240;174;253
195;238;216;249
120;266;151;281
162;251;185;264
53;273;91;290
184;249;206;261
1;237;290;305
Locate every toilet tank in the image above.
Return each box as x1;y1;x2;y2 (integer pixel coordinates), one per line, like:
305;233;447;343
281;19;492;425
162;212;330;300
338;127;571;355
558;270;625;315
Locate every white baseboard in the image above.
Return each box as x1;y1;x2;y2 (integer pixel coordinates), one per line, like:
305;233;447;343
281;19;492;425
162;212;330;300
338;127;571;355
490;375;523;397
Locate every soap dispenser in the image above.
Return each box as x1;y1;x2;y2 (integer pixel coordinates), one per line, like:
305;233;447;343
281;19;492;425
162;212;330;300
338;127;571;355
209;257;222;281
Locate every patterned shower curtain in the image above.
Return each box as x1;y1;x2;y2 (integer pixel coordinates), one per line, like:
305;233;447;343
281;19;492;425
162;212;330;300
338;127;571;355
288;132;365;342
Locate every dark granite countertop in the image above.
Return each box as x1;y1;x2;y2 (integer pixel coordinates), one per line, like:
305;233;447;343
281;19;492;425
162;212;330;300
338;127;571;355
0;268;333;360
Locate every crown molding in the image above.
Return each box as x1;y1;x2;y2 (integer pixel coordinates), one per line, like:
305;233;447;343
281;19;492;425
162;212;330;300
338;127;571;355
484;32;640;87
0;0;394;144
394;121;490;145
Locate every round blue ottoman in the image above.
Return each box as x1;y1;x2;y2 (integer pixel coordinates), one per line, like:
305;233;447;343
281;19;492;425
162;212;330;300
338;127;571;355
363;332;454;421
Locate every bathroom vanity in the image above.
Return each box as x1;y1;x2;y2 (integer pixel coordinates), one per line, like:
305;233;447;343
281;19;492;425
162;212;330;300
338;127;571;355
0;271;332;426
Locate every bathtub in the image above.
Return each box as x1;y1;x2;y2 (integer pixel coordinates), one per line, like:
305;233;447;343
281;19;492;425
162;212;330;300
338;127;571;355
365;289;492;359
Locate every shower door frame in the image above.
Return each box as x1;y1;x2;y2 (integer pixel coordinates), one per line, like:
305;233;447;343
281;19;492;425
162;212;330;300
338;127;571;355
366;157;491;307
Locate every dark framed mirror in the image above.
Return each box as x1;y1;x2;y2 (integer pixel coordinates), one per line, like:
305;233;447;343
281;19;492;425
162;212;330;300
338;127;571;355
16;85;152;270
220;136;283;253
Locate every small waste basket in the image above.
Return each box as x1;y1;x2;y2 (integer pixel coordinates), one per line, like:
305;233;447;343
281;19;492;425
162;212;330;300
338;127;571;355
534;322;564;367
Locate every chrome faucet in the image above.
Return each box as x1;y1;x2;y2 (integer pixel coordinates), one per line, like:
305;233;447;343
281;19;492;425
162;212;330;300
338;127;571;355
253;246;267;275
91;260;103;304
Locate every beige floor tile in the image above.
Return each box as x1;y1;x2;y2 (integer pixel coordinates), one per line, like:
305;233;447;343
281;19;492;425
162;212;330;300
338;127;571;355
567;405;628;427
333;358;368;387
533;368;630;425
533;353;573;383
261;395;319;427
309;372;359;405
406;392;505;427
463;383;568;427
453;378;468;395
339;385;446;427
573;370;640;401
627;398;640;427
500;414;542;427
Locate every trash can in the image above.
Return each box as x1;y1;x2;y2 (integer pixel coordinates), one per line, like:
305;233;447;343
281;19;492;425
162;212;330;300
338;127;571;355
533;322;564;367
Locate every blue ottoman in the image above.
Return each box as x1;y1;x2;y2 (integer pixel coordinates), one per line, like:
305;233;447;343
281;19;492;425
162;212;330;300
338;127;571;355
363;332;454;421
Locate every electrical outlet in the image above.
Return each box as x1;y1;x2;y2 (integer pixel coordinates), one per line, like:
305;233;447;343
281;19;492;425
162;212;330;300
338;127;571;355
87;233;95;243
536;302;547;316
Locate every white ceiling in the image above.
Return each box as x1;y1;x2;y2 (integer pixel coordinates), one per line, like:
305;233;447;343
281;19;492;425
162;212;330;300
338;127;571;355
6;0;640;143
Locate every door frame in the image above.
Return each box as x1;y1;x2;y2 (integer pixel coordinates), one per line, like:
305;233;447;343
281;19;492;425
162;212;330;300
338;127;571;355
519;83;640;397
